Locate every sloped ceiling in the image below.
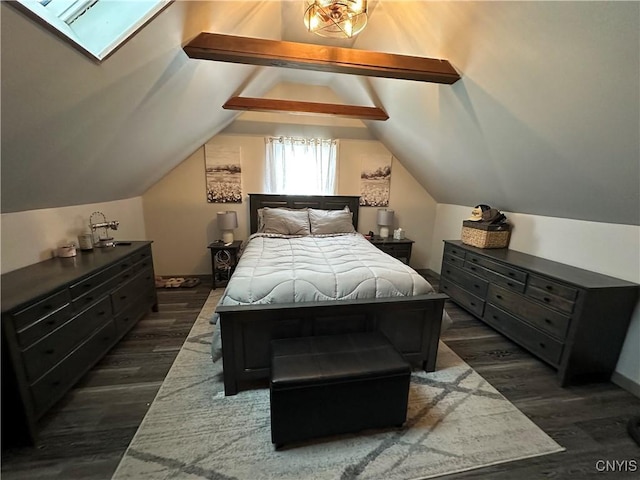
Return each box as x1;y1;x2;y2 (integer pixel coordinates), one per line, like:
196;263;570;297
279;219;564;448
1;1;638;225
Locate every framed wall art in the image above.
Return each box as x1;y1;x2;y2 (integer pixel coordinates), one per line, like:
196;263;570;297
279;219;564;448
205;144;242;203
360;154;392;207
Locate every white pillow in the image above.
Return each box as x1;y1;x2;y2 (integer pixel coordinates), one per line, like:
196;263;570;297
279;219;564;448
261;207;311;235
308;207;356;235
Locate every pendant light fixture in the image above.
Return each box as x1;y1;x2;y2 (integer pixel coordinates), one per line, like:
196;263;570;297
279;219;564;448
304;0;368;39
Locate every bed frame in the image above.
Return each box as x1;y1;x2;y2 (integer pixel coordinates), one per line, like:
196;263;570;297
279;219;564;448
216;193;448;395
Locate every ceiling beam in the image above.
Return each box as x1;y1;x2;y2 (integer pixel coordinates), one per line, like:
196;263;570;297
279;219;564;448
184;33;461;85
223;97;389;121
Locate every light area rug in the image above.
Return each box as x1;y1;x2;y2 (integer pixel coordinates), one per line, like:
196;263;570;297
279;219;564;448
112;291;564;480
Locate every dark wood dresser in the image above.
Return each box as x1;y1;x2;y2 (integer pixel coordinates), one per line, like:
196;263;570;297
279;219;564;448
1;241;158;446
440;240;639;386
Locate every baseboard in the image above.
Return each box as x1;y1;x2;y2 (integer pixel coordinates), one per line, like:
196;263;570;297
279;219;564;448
611;371;640;399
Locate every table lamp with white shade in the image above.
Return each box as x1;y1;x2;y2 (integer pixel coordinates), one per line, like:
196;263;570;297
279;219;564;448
218;211;238;243
377;209;394;238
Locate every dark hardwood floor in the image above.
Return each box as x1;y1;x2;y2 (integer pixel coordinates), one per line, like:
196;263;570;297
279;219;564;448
1;279;212;480
2;272;639;479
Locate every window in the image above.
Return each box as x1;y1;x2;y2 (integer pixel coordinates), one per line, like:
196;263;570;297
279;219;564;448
265;137;338;195
13;0;170;62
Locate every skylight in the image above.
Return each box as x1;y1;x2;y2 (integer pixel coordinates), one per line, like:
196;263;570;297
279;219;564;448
14;0;171;62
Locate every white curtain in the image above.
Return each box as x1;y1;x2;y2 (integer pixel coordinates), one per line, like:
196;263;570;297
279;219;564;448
265;137;338;194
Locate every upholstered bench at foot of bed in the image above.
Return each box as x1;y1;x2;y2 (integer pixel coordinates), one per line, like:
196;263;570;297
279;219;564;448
269;332;411;449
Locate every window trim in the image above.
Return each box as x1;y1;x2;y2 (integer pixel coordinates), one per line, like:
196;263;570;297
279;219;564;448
10;0;174;63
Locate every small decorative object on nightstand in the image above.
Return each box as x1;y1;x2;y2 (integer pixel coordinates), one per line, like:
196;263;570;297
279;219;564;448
369;235;414;264
207;240;242;289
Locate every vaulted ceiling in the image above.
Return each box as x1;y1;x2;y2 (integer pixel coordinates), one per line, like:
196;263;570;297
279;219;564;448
2;1;638;225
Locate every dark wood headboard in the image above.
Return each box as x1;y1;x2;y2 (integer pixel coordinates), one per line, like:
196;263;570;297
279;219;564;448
249;194;360;234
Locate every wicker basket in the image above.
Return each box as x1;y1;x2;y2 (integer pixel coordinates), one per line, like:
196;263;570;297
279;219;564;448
461;220;511;249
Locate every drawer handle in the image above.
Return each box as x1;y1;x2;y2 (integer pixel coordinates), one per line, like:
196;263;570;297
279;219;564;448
446;270;451;274
443;285;449;290
507;282;514;287
120;295;127;301
98;310;107;316
539;342;546;349
121;264;128;270
471;258;477;263
492;315;498;320
543;297;551;303
51;380;61;387
496;295;503;299
470;302;476;306
145;275;152;280
102;335;112;342
545;285;554;291
42;304;53;311
123;274;131;279
83;283;93;289
470;266;477;271
45;349;55;355
474;284;480;289
508;272;515;277
46;319;56;326
85;296;94;303
545;318;552;324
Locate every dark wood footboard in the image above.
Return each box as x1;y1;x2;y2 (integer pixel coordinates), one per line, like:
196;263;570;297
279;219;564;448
216;293;448;395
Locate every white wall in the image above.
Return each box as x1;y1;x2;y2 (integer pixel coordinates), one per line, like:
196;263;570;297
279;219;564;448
1;197;147;274
430;204;640;394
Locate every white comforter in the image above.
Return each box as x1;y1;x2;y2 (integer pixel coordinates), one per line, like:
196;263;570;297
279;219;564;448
219;233;436;305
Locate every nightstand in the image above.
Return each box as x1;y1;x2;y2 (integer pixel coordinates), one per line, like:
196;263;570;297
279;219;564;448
369;236;414;264
207;240;242;289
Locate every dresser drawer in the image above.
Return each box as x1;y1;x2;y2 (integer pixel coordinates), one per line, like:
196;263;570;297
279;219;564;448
114;266;136;286
377;244;411;262
525;275;577;314
111;267;154;315
466;253;528;283
15;303;73;349
443;253;465;268
463;261;526;293
444;243;466;260
483;304;563;366
486;284;570;340
441;263;488;297
114;288;154;335
440;278;485;317
525;286;576;314
69;263;119;300
30;320;118;417
11;290;71;331
22;296;112;383
71;284;114;312
132;246;153;272
528;275;578;301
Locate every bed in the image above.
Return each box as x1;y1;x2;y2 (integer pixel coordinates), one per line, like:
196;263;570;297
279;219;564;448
215;194;449;395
